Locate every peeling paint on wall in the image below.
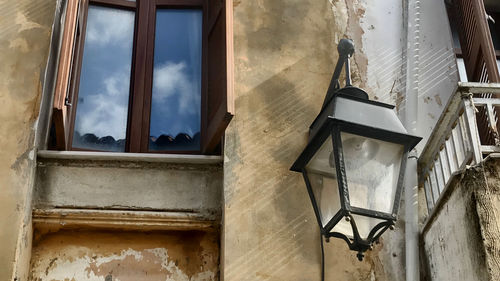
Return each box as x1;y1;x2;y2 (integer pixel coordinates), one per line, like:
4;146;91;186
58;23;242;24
30;231;219;281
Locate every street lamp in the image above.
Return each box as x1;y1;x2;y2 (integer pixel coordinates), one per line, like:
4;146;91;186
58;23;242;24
290;39;421;261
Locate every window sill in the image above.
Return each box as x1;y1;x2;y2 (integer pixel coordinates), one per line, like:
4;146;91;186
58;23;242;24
35;150;222;217
37;150;223;165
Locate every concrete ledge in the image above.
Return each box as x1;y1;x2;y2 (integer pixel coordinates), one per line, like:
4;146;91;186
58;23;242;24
33;208;218;231
35;151;223;216
38;150;223;164
458;82;500;94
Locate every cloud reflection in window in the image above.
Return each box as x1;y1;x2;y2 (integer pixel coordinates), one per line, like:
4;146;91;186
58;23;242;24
149;9;202;151
72;5;134;152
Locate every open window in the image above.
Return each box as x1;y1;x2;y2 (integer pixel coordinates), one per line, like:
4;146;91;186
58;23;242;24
50;0;233;154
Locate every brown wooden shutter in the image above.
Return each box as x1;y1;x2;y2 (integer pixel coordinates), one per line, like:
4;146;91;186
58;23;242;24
202;0;234;153
453;0;500;82
52;0;81;150
453;0;500;145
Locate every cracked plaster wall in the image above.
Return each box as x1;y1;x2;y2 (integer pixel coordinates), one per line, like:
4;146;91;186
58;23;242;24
0;0;57;280
224;0;407;280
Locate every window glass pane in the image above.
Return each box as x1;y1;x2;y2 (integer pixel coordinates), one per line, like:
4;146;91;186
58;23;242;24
150;9;202;151
72;5;134;152
305;135;340;227
341;132;404;214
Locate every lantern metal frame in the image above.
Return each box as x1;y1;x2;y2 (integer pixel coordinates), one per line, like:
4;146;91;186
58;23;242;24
290;39;421;261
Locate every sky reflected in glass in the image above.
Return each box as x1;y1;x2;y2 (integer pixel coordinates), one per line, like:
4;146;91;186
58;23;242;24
149;9;202;151
72;5;134;152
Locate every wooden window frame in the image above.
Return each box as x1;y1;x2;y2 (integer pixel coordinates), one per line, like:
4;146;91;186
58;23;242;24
51;0;233;155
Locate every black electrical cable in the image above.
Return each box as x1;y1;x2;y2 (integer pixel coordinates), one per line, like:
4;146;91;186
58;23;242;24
320;233;325;281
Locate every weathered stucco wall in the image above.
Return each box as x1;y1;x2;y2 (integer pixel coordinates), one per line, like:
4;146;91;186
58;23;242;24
422;167;490;281
30;230;219;281
2;0;224;279
422;157;500;281
0;1;57;280
224;1;407;280
29;153;222;280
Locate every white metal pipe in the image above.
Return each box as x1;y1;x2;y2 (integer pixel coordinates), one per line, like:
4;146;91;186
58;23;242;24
405;0;421;280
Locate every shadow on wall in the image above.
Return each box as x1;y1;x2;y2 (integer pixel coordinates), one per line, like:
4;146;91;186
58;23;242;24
224;0;390;279
226;54;387;279
224;57;327;281
238;0;309;52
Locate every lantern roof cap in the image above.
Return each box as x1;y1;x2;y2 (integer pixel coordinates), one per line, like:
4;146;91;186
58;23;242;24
292;92;422;172
309;91;407;141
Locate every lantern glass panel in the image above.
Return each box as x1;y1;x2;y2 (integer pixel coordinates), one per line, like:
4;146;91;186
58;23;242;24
305;136;340;227
341;132;404;214
331;214;385;239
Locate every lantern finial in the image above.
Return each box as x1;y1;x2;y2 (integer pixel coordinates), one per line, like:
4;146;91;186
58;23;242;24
323;38;367;110
338;38;355;58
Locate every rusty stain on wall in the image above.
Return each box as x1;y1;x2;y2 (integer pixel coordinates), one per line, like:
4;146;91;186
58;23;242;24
30;230;219;281
434;95;443;107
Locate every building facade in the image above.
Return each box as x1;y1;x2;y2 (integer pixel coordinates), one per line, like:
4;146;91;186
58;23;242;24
0;0;499;280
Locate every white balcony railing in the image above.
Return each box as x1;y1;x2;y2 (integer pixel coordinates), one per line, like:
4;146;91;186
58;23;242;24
418;82;500;214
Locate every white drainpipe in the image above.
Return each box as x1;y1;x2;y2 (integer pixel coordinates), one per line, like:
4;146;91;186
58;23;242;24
405;0;421;281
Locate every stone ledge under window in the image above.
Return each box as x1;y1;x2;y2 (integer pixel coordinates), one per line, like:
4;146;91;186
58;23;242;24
34;150;222;219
